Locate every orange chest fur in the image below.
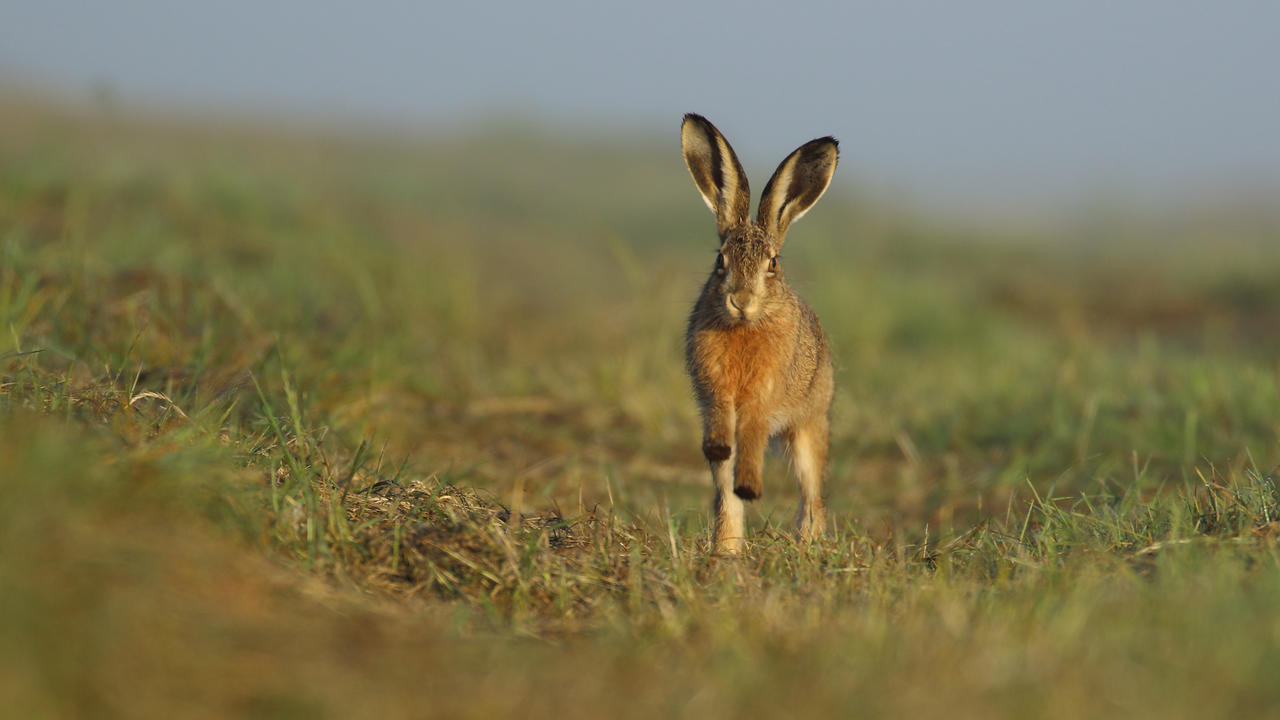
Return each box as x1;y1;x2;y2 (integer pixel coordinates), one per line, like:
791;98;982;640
691;325;783;402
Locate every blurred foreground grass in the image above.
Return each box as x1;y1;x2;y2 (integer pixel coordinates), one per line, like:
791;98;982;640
3;93;1280;717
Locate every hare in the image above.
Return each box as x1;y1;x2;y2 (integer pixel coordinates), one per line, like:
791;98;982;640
681;113;838;555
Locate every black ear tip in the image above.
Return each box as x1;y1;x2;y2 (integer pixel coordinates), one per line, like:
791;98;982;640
683;113;712;131
800;136;839;156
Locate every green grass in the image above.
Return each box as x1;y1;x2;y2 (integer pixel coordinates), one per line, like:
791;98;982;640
3;93;1280;718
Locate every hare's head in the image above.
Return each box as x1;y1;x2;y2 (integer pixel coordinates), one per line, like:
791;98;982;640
681;113;838;324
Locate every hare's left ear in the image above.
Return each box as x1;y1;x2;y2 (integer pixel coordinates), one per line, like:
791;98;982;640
757;137;839;239
681;114;751;235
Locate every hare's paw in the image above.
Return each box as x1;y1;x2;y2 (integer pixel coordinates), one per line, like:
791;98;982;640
795;505;826;542
713;534;745;556
702;438;732;463
733;469;762;500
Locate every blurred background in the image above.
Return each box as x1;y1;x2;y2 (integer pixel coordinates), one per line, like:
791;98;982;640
4;0;1279;213
5;0;1280;513
4;0;1280;522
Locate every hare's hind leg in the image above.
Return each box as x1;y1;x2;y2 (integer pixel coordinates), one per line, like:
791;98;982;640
788;416;829;542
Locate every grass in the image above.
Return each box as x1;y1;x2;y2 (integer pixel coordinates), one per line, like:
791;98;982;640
3;92;1280;717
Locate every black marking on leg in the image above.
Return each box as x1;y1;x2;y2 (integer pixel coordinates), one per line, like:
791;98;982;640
703;439;731;463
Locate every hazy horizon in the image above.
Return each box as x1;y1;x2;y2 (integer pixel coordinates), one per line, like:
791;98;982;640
3;0;1278;212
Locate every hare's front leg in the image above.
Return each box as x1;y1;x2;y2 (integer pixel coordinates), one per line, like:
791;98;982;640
787;415;829;542
703;400;744;554
712;454;745;554
733;410;769;501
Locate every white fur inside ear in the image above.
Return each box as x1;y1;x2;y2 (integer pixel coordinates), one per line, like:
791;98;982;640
714;135;742;217
765;161;797;227
787;198;817;224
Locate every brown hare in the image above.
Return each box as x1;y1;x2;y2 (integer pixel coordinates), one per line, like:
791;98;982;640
681;113;838;555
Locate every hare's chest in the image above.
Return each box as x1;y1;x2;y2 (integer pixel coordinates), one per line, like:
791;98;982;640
694;327;783;401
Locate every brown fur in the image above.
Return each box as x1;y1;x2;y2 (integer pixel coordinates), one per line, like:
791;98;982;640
680;113;838;555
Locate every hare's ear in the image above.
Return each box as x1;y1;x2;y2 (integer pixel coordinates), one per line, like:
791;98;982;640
756;137;838;239
681;114;751;234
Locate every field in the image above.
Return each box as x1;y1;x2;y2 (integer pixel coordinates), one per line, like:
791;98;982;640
3;93;1280;718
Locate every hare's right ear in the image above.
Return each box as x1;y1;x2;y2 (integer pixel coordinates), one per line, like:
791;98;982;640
681;114;751;235
757;136;839;240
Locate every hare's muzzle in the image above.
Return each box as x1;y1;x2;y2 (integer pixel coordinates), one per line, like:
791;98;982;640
725;292;761;322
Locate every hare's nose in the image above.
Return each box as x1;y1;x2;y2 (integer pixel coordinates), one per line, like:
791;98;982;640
728;295;745;311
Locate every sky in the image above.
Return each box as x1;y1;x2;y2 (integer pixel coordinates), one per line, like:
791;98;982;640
2;0;1278;210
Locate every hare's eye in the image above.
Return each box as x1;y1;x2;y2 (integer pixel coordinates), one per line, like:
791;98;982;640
715;253;726;274
768;256;778;273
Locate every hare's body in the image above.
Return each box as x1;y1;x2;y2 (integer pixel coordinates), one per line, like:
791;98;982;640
680;114;839;555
